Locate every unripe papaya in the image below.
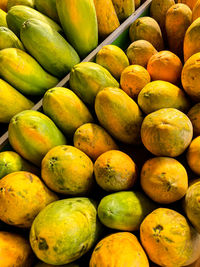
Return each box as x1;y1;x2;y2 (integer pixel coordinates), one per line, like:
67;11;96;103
56;0;98;58
35;0;59;22
8;110;67;166
6;5;62;37
0;79;33;123
43;87;94;137
0;48;59;95
111;0;135;22
7;0;35;10
20;19;80;78
0;9;7;27
69;62;119;105
0;26;24;50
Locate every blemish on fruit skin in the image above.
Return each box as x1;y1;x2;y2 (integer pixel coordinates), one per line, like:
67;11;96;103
38;237;49;250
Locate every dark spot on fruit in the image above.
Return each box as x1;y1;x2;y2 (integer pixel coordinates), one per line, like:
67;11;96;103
27;174;33;183
94;245;102;251
79;244;88;254
53;246;58;252
7;188;13;192
153;225;163;233
166;182;171;192
164;236;174;243
38;237;49;250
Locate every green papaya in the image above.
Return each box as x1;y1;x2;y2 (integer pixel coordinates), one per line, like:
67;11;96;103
0;26;24;50
8;110;67;166
0;78;34;123
0;151;39;179
35;0;59;22
69;62;119;105
43;87;94;137
7;0;35;10
56;0;98;58
111;0;135;22
0;48;59;95
20;19;80;78
0;9;7;27
6;5;62;37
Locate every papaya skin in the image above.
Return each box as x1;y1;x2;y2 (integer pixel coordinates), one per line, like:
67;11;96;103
0;0;8;11
0;78;34;123
95;87;143;144
0;171;58;228
73;123;118;161
111;0;135;22
7;0;35;10
187;136;200;175
0;26;24;50
41;145;94;195
0;48;59;96
8;110;67;166
35;0;59;22
0;231;34;266
193;0;200;21
0;9;7;27
187;103;200;136
90;232;149;267
178;0;198;10
35;262;79;267
43;87;93;137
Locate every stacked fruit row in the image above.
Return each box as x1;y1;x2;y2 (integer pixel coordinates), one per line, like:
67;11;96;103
0;0;142;127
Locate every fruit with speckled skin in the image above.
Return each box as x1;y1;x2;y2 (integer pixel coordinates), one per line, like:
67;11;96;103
187;136;200;175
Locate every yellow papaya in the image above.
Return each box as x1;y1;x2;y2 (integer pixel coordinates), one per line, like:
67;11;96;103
0;26;24;50
93;0;120;39
7;0;35;10
178;0;198;10
35;0;59;22
111;0;135;22
193;0;200;21
0;78;34;123
0;8;7;27
187;103;200;136
187;136;200;175
135;0;141;8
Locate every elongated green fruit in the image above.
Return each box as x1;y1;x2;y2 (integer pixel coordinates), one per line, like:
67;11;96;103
35;0;59;22
7;0;35;10
0;26;24;50
20;19;80;78
0;48;59;95
56;0;98;58
6;5;62;37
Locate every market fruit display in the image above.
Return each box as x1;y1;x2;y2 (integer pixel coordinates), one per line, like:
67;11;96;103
7;0;35;10
0;26;24;50
112;0;135;22
35;0;58;22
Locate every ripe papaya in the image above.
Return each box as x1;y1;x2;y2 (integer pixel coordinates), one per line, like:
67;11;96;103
193;0;200;21
0;26;24;50
0;78;34;123
95;87;143;144
178;0;198;10
0;9;7;27
8;110;67;166
93;0;120;38
30;198;101;265
6;5;62;37
69;62;119;105
0;48;59;96
20;19;80;78
56;0;98;58
7;0;35;10
111;0;135;22
0;0;8;11
43;87;93;137
187;103;200;136
35;0;59;22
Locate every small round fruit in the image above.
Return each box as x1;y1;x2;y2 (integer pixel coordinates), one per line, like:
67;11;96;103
187;136;200;175
141;108;193;157
94;150;137;191
188;103;200;136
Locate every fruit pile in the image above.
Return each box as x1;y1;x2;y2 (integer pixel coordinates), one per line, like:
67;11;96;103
1;0;200;266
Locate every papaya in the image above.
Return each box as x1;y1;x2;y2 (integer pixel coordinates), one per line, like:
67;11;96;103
166;3;192;59
0;48;59;96
73;123;118;161
141;157;188;204
35;0;59;22
111;0;135;22
8;110;67;166
89;232;149;267
94;150;137;192
182;52;200;101
30;198;101;265
41;145;94;195
135;0;141;8
0;231;34;266
0;8;7;27
138;80;190;114
187;103;200;136
126;40;158;68
187;136;200;175
0;78;34;123
56;0;98;58
7;0;35;10
178;0;198;10
35;262;79;267
20;19;80;78
6;5;62;37
0;0;8;11
193;0;200;21
140;208;200;266
95;87;143;144
184;179;200;233
93;0;120;39
184;18;200;62
129;16;164;51
147;50;183;84
95;44;129;80
98;191;155;231
141;108;193;157
43;87;93;137
150;0;175;36
0;26;24;50
0;171;58;227
69;62;119;105
120;65;151;99
0;150;39;179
